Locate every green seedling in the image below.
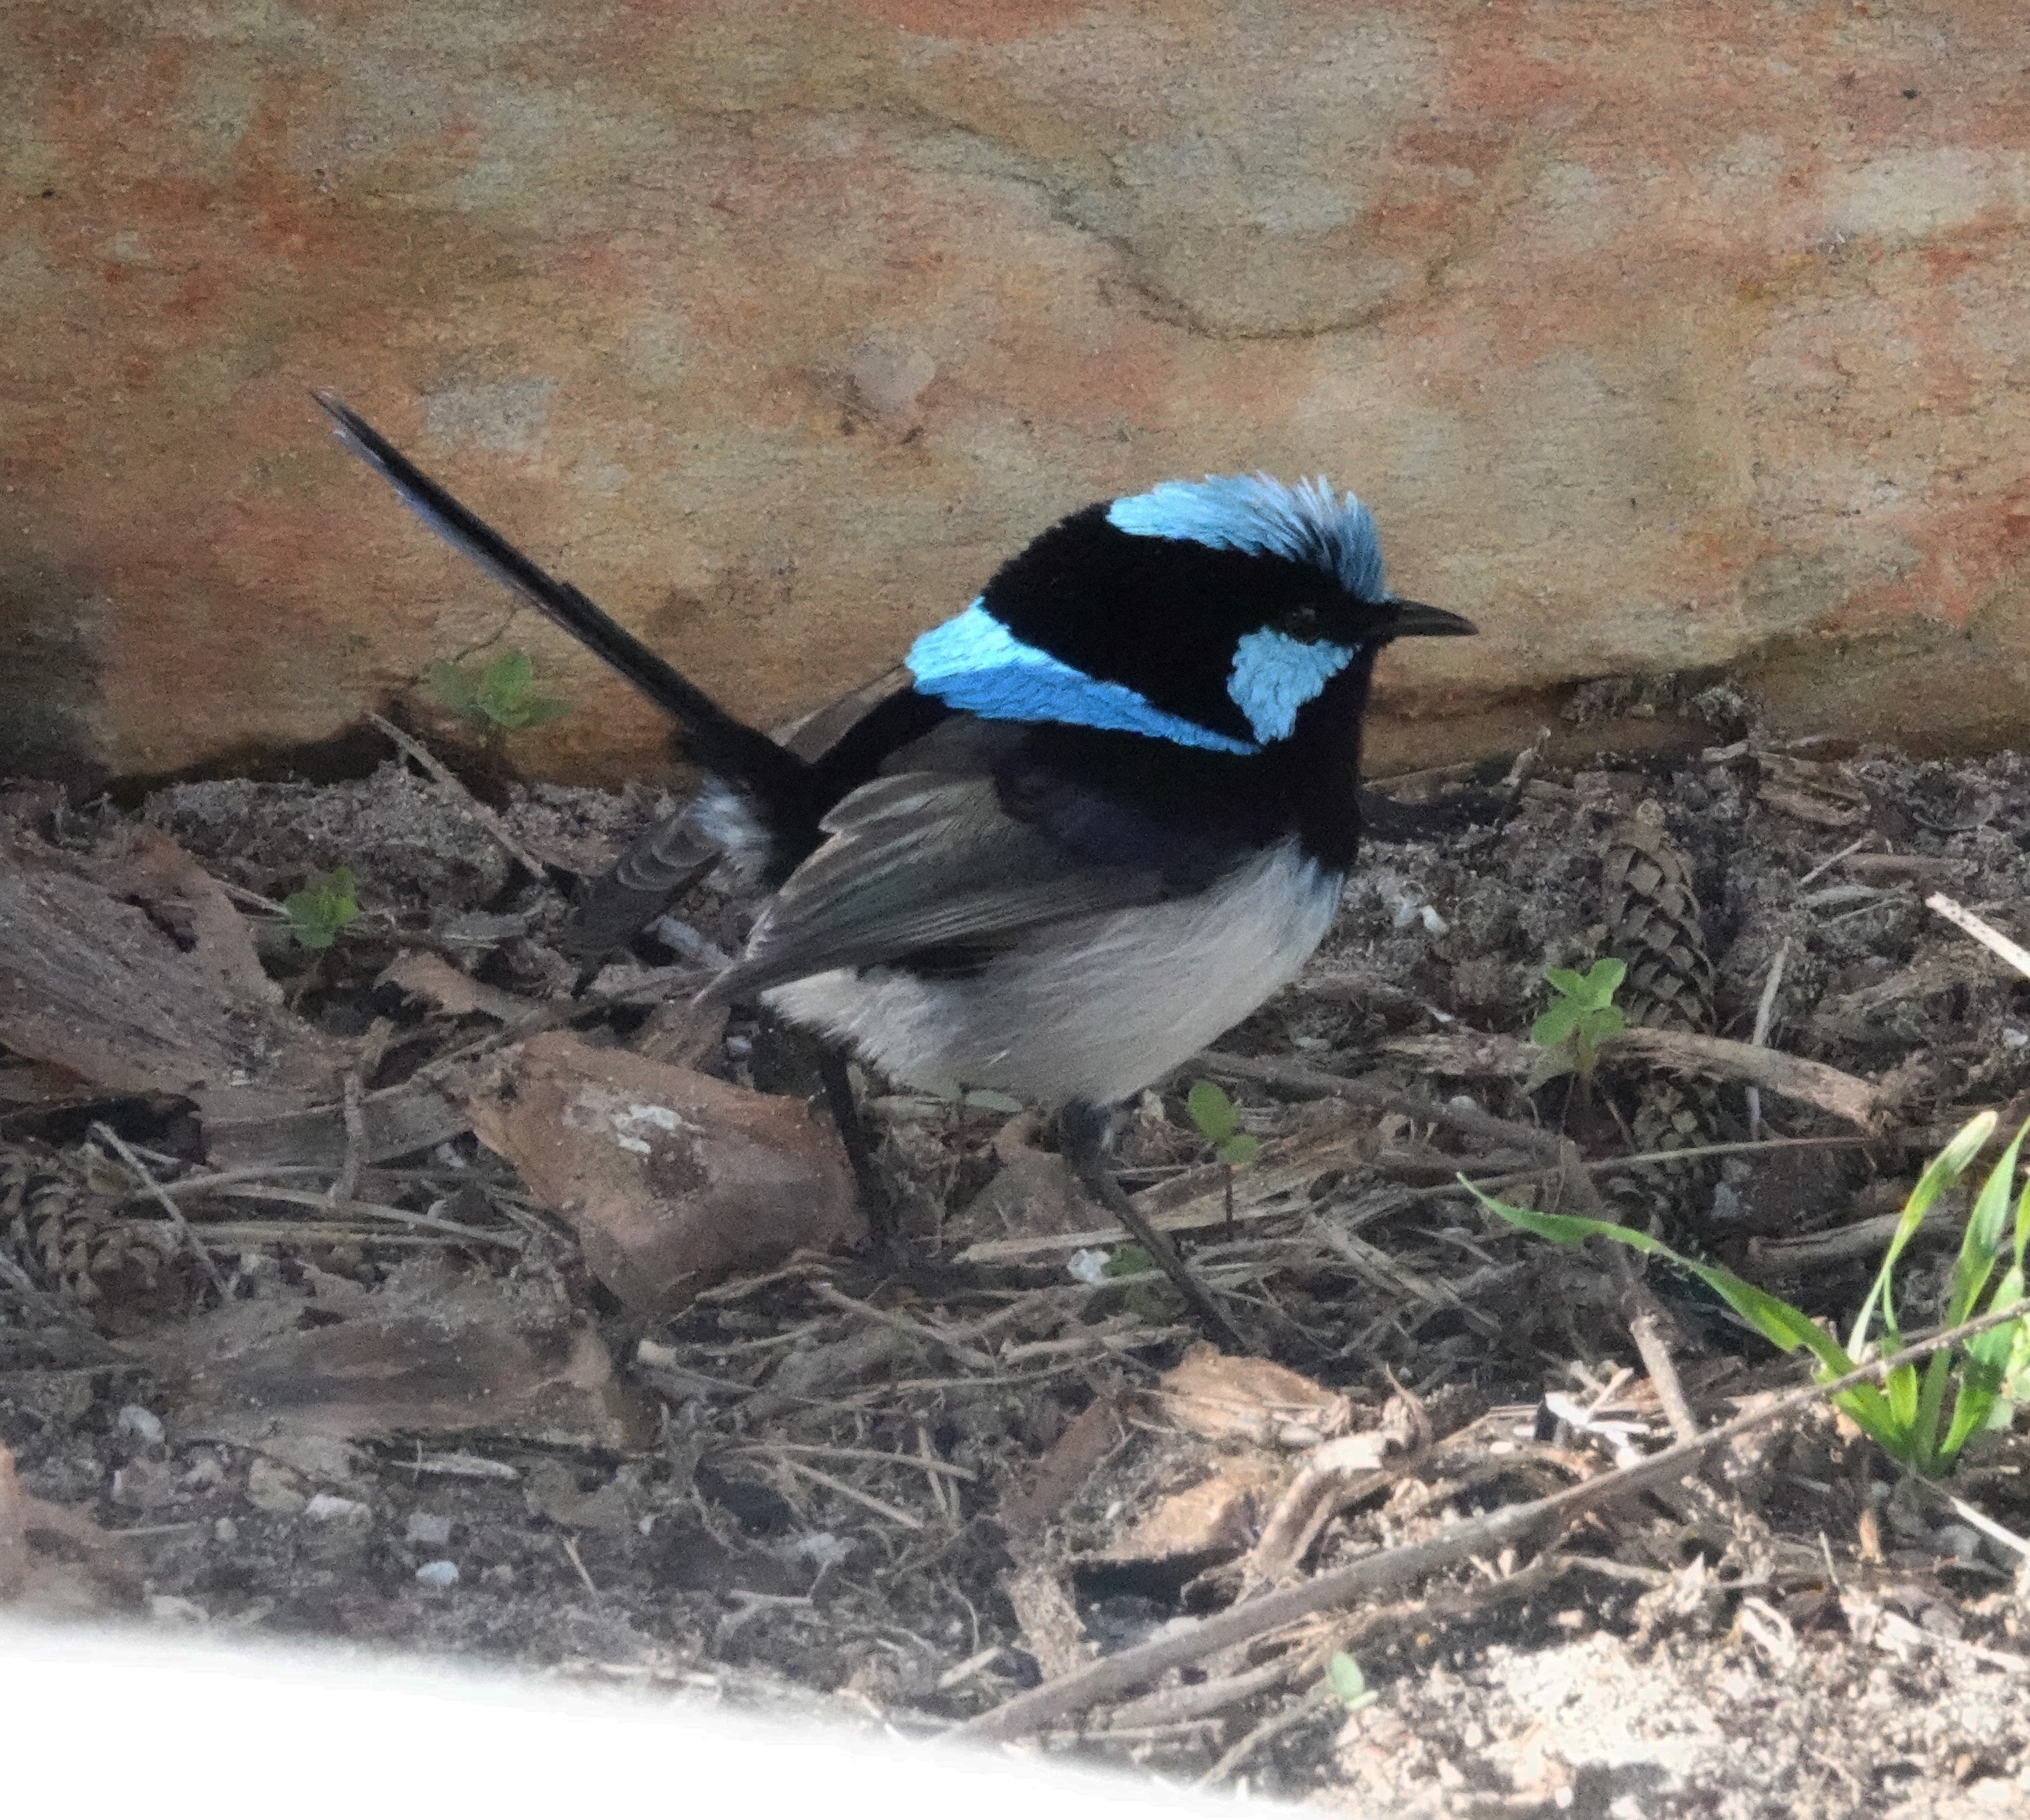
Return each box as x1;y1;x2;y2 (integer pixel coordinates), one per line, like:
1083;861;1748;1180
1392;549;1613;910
283;867;360;951
1099;1241;1176;1323
1325;1652;1378;1713
427;649;570;734
1465;1108;2030;1478
1102;1244;1156;1280
1186;1079;1261;1166
1527;957;1627;1091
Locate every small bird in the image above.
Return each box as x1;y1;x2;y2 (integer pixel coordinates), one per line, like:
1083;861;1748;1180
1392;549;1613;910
315;393;1473;1336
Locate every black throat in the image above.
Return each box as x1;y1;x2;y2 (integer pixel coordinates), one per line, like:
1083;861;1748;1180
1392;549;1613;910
1269;648;1380;874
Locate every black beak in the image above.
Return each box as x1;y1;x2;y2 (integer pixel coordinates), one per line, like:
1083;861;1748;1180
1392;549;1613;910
1382;599;1477;638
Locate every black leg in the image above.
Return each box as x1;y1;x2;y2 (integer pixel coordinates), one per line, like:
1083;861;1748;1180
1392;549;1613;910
817;1045;901;1258
1057;1099;1254;1354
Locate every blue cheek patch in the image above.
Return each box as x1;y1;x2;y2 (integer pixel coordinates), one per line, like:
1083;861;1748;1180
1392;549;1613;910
906;604;1261;755
1227;628;1359;743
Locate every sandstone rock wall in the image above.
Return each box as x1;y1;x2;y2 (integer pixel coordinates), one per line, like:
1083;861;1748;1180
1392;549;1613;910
3;1;2027;786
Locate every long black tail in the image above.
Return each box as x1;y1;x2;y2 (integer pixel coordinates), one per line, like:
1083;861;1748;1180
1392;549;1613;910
313;391;817;821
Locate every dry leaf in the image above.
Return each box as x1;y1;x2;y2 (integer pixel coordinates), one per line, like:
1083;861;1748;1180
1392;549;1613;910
377;949;531;1023
1156;1344;1354;1448
1095;1454;1288;1564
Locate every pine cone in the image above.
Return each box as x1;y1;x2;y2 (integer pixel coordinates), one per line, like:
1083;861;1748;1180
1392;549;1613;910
2;1143;182;1317
1599;805;1723;1225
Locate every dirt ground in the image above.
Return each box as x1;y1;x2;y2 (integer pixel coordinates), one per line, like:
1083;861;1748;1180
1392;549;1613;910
3;693;2029;1817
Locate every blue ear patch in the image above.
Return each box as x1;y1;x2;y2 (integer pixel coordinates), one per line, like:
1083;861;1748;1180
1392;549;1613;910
1227;628;1360;742
907;604;1261;755
1107;474;1387;601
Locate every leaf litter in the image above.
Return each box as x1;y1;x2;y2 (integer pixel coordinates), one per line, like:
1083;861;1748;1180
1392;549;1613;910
0;725;2029;1814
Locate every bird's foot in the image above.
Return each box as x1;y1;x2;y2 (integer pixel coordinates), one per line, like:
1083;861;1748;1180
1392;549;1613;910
1055;1099;1257;1355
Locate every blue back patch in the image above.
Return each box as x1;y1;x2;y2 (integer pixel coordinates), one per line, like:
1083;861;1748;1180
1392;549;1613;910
1107;473;1387;602
907;603;1260;755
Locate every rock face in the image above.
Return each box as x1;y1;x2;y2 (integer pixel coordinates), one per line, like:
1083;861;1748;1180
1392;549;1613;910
4;1;2028;787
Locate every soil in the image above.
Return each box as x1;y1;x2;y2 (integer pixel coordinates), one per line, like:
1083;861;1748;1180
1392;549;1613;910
3;712;2029;1818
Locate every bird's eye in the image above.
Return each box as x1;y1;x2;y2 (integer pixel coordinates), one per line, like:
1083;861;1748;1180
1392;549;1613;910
1269;604;1324;640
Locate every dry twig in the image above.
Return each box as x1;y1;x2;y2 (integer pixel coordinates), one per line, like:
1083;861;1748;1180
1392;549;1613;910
90;1122;230;1298
368;712;553;879
1926;892;2030;983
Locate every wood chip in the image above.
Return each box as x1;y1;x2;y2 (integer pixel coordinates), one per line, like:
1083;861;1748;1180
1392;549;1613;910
460;1030;860;1312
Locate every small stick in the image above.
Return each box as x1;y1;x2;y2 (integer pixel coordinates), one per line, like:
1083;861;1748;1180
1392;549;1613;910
560;1533;599;1597
0;1250;125;1361
198;1183;517;1244
1745;938;1791;1141
330;1072;367;1207
1195;1685;1335;1787
1917;1484;2030;1564
809;1283;996;1372
1797;835;1872;890
1926;892;2030;984
1196;1555;1572;1787
729;1440;975;1483
1104;1652;1299;1731
764;1454;925;1530
936;1645;1009;1693
367;712;552;879
1547;1134;1701;1447
91;1123;230;1298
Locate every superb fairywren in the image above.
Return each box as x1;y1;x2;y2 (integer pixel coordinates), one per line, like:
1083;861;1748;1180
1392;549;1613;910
315;393;1473;1329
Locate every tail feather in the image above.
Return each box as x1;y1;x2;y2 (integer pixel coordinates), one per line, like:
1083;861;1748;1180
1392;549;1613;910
313;391;816;820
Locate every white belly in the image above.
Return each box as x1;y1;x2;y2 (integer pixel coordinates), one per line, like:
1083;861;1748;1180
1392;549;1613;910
763;838;1342;1106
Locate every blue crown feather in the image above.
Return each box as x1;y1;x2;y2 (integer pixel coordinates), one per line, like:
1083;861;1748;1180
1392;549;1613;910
1106;473;1387;602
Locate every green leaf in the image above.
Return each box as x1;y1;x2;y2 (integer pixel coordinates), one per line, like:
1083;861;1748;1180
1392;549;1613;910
427;649;572;732
1103;1244;1155;1279
1938;1318;2017;1466
1831;1381;1907;1459
1531;1001;1582;1047
1543;967;1587;1001
485;689;568;730
1186;1079;1239;1144
1325;1653;1376;1711
1576;957;1627;1006
1218;1133;1262;1166
1464;1181;1856;1375
425;659;482;717
1946;1120;2028;1328
1466;1105;2030;1477
282;866;360;951
1848;1109;1997;1357
483;649;534;702
1883;1360;1919;1431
